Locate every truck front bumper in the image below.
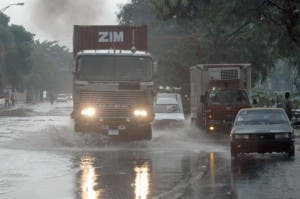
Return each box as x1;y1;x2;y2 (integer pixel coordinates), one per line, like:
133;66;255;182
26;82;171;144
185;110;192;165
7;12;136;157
75;116;153;133
207;120;233;133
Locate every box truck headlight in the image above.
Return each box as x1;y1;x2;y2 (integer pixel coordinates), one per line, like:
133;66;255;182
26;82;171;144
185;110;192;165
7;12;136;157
81;106;96;117
134;109;148;117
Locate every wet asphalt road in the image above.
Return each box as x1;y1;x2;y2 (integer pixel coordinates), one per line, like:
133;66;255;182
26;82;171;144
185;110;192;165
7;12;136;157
0;102;299;199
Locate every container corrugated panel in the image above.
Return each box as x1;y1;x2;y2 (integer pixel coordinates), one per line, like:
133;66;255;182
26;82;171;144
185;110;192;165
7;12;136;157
73;25;147;57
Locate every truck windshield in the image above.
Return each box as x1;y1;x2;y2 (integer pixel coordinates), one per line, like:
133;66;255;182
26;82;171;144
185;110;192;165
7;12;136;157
208;89;249;105
77;55;153;81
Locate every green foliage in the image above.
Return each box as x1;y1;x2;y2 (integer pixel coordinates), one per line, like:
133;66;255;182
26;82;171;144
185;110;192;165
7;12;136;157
27;40;72;92
0;13;72;98
0;13;34;90
119;0;300;88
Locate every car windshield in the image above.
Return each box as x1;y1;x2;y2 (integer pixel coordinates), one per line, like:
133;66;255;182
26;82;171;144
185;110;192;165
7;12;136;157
208;89;249;105
77;55;153;81
154;104;182;113
235;109;289;126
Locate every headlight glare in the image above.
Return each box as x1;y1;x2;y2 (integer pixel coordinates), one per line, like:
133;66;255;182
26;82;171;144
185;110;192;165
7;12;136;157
81;107;96;117
134;109;148;117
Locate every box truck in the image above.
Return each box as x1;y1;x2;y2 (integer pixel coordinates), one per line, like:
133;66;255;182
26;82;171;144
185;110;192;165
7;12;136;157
190;64;251;132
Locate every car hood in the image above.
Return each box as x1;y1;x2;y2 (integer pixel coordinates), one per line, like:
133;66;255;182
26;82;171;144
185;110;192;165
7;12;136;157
154;113;185;121
233;124;292;134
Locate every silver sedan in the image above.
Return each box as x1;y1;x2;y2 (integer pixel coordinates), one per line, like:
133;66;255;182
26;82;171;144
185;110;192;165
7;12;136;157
230;108;295;158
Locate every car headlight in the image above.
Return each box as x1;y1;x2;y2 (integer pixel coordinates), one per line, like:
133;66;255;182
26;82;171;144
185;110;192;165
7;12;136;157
234;134;249;139
81;106;96;117
275;133;290;139
134;109;148;117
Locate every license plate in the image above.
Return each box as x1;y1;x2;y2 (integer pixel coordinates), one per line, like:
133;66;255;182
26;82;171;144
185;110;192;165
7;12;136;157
108;129;119;136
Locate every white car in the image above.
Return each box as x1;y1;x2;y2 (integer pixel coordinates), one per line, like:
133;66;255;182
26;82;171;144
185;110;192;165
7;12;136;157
56;94;68;102
153;93;185;129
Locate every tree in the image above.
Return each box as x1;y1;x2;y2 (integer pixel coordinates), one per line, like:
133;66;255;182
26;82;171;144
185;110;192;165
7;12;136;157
26;40;72;102
0;13;34;91
150;0;300;80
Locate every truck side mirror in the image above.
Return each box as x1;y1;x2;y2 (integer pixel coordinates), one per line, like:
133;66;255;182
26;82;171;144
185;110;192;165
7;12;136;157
200;95;205;103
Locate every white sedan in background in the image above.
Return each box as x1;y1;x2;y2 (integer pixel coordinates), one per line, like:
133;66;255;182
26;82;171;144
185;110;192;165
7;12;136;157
153;93;185;129
56;94;68;103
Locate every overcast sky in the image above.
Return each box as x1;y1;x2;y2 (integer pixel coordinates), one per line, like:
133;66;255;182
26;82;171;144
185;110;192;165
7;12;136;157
0;0;130;48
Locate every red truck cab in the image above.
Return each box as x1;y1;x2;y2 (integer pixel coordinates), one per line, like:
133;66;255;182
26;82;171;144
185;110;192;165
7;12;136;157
190;64;251;133
203;88;250;132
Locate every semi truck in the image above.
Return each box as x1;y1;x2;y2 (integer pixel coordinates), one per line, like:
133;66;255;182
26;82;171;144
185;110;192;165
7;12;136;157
190;64;251;132
72;25;154;139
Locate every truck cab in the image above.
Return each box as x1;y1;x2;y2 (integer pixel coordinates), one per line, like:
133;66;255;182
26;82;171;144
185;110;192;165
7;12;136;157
73;50;154;139
203;88;250;132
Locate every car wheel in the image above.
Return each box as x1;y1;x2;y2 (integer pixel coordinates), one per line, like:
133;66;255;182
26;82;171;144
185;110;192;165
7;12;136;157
231;146;238;159
288;145;295;158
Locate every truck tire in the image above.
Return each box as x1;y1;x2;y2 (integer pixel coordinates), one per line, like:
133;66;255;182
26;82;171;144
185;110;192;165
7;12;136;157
231;146;237;159
288;145;295;158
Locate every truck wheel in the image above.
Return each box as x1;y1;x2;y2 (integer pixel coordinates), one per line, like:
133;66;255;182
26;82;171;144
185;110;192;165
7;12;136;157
288;145;295;158
231;147;237;159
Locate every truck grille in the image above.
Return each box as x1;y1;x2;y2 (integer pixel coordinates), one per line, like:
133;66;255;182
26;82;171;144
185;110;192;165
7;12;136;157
221;69;238;80
101;107;130;118
78;90;147;117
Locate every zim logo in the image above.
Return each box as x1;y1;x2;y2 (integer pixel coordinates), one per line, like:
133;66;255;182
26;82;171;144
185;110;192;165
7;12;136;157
98;31;124;43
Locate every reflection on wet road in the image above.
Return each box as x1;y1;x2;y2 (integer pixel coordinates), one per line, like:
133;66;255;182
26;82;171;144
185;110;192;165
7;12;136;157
0;102;299;199
232;155;300;199
79;156;100;199
134;163;149;199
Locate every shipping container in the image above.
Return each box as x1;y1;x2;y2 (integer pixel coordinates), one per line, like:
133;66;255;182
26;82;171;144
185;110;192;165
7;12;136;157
73;25;147;57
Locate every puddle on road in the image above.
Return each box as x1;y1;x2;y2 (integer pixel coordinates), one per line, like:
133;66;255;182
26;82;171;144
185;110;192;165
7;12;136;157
0;117;228;156
0;102;229;155
0;105;233;199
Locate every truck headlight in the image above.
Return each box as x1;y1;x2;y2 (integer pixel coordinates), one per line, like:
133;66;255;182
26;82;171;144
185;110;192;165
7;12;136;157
134;109;148;117
81;106;96;117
